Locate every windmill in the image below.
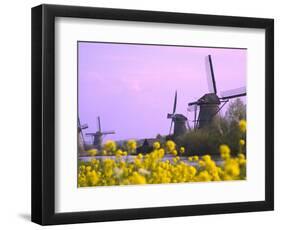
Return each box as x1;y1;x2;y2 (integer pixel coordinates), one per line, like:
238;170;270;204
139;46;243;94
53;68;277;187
188;54;246;129
78;117;88;152
167;90;188;137
86;116;115;149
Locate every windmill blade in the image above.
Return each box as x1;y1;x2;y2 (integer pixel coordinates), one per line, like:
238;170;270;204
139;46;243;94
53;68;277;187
220;86;246;99
188;101;198;106
169;120;173;135
80;124;88;130
205;55;217;94
86;133;96;136
172;90;177;114
78;117;85;145
168;90;177;135
78;117;88;129
85;132;96;143
102;131;115;135
186;119;191;131
78;117;87;145
186;110;192;131
78;117;81;128
194;104;198;129
97;116;101;132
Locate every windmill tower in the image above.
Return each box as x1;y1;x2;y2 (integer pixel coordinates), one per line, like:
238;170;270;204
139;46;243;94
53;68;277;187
78;117;88;152
188;55;246;129
167;91;188;137
86;116;115;149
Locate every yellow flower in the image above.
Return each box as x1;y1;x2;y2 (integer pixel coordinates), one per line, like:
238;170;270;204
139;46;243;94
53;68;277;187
238;153;245;160
198;160;206;167
239;119;247;133
224;160;240;177
78;177;87;187
196;171;211;182
115;149;123;158
134;158;142;168
104;167;113;178
171;149;178;156
153;141;161;150
103;140;117;153
138;168;150;176
80;165;85;171
158;148;165;158
86;166;92;172
239;139;245;146
90;158;99;166
220;144;231;160
179;147;185;154
237;154;246;166
202;155;211;162
86;170;99;185
239;158;247;166
193;156;199;161
173;156;180;163
205;160;217;173
189;166;197;176
78;137;247;186
126;140;137;153
113;167;123;178
166;140;176;153
87;148;98;156
129;172;147;184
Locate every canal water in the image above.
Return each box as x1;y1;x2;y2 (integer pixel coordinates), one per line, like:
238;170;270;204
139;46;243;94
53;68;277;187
79;155;223;166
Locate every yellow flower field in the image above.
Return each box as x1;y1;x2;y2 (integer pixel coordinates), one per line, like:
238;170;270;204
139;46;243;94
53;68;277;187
78;120;247;187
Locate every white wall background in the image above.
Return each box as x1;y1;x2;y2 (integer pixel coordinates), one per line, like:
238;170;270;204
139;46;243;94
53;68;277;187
0;0;278;229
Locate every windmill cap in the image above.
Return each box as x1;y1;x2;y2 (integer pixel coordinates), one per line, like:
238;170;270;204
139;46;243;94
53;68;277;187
198;93;220;104
173;114;187;121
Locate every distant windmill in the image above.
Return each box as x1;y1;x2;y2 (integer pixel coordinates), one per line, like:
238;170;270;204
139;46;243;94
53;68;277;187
188;54;246;129
167;91;188;137
78;117;88;152
86;116;115;149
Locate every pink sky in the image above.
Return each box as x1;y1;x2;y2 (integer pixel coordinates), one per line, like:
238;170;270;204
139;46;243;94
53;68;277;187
78;42;247;142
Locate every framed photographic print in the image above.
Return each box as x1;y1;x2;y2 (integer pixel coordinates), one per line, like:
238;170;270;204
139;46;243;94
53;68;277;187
31;4;274;225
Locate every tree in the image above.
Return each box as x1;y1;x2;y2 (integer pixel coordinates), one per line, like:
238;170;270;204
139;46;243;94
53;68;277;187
225;98;246;123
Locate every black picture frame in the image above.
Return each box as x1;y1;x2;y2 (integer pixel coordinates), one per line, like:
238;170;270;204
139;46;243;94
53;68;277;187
31;4;274;225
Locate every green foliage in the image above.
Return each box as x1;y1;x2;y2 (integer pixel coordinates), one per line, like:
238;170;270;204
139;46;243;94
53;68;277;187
177;128;220;156
225;98;246;122
177;99;246;156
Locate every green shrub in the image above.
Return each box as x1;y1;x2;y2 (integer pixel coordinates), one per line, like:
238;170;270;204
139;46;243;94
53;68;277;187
176;99;246;156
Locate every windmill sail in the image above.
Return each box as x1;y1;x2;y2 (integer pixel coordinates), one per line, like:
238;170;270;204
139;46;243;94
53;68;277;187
194;104;198;129
78;117;89;152
102;131;115;135
169;121;173;135
186;117;192;131
220;87;246;99
187;55;246;130
205;55;217;94
188;101;198;106
173;91;177;114
78;117;88;142
86;116;115;148
97;116;101;132
168;90;177;135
